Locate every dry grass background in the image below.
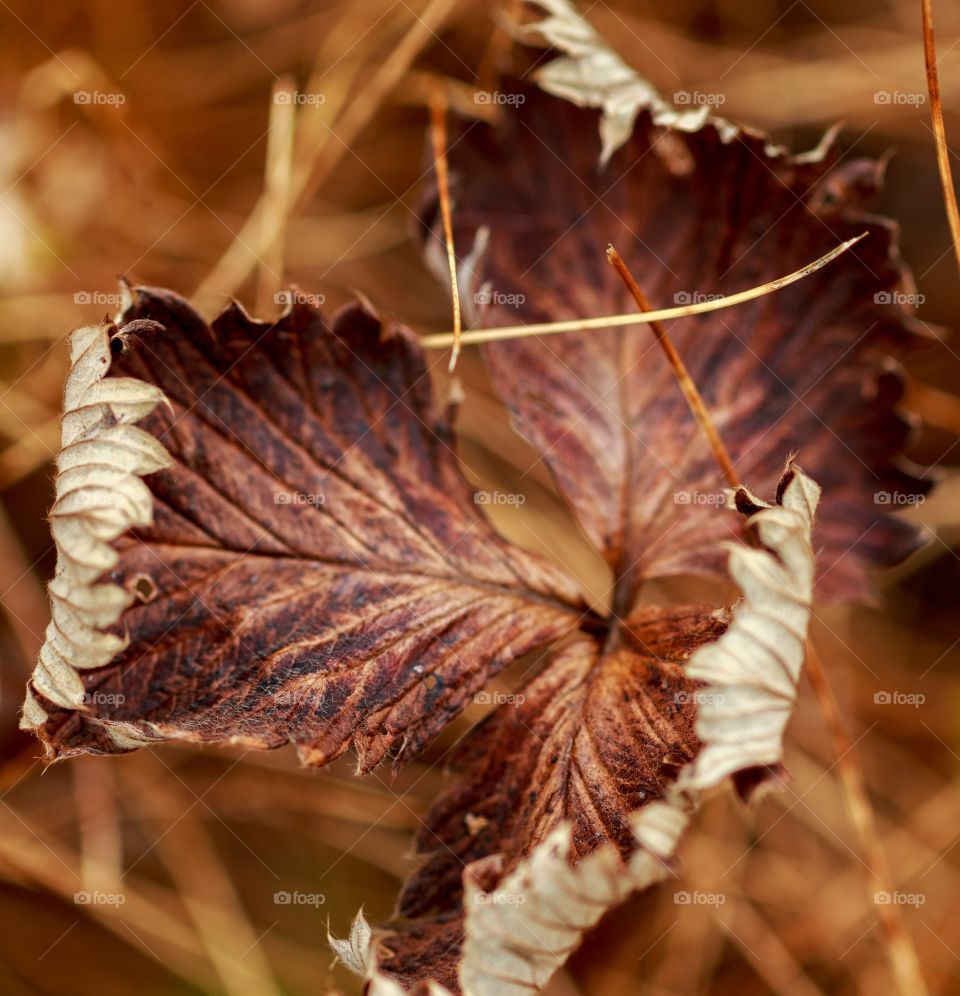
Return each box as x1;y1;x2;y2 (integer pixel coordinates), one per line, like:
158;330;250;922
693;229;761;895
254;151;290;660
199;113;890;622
1;0;960;993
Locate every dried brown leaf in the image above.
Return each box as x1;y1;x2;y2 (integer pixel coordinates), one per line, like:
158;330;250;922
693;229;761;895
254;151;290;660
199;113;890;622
420;7;929;603
373;466;819;993
25;288;586;768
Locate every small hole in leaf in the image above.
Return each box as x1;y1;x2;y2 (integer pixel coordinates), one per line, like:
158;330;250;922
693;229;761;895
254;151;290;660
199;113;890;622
133;575;157;602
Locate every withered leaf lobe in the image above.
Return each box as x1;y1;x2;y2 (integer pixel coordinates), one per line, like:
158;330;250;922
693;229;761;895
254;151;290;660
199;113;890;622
34;288;587;769
379;605;728;988
422;81;929;602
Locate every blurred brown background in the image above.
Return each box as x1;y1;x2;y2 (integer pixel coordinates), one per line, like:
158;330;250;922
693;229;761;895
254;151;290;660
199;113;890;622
1;0;960;993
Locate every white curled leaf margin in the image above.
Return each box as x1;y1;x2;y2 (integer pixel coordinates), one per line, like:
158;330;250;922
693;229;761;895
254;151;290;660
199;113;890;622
21;316;171;740
517;0;835;167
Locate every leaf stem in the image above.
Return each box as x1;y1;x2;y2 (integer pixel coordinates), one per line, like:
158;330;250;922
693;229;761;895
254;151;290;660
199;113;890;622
921;0;960;276
606;246;740;491
420;234;865;349
429;87;462;371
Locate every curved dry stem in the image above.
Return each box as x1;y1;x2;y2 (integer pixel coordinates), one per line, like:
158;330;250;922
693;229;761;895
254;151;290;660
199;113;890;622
429;87;462;371
921;0;960;276
420;233;865;348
